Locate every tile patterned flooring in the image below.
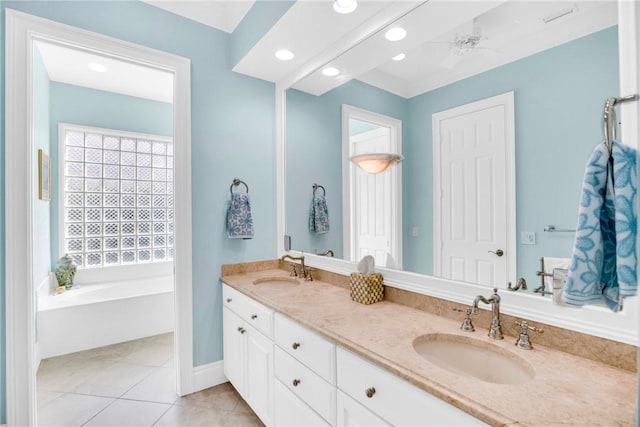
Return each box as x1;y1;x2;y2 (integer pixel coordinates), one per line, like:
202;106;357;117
37;333;264;426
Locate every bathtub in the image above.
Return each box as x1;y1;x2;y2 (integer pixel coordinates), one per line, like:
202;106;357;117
38;275;174;359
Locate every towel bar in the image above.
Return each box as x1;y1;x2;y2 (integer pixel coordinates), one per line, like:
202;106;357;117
544;225;575;233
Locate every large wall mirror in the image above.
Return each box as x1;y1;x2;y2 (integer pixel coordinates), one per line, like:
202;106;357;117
285;0;624;293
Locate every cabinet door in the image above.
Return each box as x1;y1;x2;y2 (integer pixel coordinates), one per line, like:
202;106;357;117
246;325;273;426
337;390;390;427
223;307;246;397
274;379;330;427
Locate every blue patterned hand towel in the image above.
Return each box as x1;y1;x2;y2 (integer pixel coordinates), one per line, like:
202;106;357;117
563;141;637;311
226;193;254;239
309;194;330;234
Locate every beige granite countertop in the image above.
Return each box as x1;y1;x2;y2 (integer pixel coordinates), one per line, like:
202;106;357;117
221;268;637;427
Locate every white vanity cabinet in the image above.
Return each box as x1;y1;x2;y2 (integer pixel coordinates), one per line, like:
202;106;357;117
222;285;274;426
273;313;337;426
337;348;487;426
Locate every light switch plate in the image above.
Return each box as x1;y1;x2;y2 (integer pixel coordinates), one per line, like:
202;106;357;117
521;232;536;245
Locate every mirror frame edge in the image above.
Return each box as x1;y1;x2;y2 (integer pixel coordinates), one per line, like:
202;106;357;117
276;1;640;346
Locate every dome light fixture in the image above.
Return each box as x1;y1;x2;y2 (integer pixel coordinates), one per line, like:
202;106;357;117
333;0;357;14
275;49;295;61
351;153;404;174
88;62;107;73
385;27;407;42
392;53;406;61
322;67;340;77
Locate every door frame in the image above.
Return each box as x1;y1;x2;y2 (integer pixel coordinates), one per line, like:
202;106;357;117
341;105;402;267
5;9;193;425
432;91;516;285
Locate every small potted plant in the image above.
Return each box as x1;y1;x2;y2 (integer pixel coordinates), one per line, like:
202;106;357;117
55;254;77;290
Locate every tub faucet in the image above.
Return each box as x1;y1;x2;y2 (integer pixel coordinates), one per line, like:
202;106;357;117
280;254;312;281
472;288;503;340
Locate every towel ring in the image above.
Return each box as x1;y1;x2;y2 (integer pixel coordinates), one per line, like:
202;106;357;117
230;178;249;195
603;94;639;153
313;183;325;197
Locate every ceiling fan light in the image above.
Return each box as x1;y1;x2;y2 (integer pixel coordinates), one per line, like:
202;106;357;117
351;153;403;174
333;0;357;14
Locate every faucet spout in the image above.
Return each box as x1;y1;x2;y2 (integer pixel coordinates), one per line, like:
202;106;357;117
472;288;503;340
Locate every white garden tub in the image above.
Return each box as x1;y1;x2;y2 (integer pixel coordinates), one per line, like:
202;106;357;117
38;274;174;358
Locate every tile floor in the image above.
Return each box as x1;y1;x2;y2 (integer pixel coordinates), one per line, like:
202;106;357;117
37;333;264;427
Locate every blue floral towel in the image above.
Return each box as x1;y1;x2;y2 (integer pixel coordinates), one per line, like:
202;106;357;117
309;194;329;234
226;193;254;239
563;141;637;311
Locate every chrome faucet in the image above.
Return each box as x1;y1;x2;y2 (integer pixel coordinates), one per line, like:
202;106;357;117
472;288;503;340
280;254;312;281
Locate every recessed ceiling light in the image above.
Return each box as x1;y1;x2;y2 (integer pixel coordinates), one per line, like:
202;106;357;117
392;53;406;61
333;0;357;14
275;49;295;61
322;67;340;77
88;62;107;73
385;27;407;42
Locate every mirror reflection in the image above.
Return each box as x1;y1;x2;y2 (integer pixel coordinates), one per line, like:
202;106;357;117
285;1;619;291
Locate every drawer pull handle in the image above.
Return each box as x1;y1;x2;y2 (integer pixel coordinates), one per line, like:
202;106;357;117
292;342;300;350
237;327;246;334
251;314;258;320
226;298;232;303
365;387;376;398
292;379;301;387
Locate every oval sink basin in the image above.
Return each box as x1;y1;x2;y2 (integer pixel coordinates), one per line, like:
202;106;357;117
412;333;534;385
252;277;300;287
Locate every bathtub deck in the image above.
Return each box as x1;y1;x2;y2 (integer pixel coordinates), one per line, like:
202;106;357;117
37;333;263;426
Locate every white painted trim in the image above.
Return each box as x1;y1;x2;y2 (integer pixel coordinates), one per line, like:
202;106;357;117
618;1;639;150
5;10;194;425
432;91;516;286
276;84;287;256
192;361;228;394
341;105;402;268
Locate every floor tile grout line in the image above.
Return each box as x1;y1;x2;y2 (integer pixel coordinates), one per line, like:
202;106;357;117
79;395;119;427
150;402;175;427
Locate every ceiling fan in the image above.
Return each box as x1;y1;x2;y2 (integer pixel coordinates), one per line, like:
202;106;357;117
437;27;498;69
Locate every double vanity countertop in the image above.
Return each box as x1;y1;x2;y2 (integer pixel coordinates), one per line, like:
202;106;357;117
221;268;636;427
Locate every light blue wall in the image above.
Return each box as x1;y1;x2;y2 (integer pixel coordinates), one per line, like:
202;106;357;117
33;46;52;296
0;2;278;418
404;26;619;287
230;0;294;68
49;82;173;266
286;80;408;256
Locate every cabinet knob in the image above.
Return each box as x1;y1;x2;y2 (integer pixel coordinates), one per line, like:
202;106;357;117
292;342;300;350
365;387;376;398
251;314;258;320
226;298;232;303
292;379;301;387
237;327;246;334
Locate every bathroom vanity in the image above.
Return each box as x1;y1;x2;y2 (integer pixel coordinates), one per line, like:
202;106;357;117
221;264;636;426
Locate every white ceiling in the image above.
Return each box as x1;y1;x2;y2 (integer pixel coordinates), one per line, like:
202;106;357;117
35;41;174;103
294;1;618;98
142;0;255;33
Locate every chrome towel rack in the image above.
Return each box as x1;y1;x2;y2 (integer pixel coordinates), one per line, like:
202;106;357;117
544;225;575;233
230;178;249;195
603;94;639;153
312;183;326;197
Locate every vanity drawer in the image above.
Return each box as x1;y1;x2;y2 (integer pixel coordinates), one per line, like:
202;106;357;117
274;379;330;427
222;284;273;338
337;348;487;426
275;346;336;425
274;313;336;383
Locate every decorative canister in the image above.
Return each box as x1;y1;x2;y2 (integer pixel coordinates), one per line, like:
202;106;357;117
350;272;384;305
55;254;77;290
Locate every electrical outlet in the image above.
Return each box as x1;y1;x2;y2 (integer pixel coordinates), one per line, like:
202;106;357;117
521;232;536;245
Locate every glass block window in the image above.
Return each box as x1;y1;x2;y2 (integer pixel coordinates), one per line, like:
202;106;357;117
62;126;174;268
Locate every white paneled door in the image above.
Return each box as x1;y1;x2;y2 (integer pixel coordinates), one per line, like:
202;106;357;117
433;92;515;287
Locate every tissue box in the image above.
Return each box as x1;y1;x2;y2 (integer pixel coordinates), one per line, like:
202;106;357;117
350;273;384;305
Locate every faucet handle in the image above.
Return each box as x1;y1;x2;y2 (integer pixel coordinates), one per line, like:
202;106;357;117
514;320;543;350
452;306;476;332
289;265;298;277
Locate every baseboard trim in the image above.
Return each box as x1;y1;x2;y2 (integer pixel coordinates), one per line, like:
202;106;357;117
192;360;227;394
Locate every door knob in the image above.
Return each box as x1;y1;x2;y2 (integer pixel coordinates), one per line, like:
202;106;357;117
488;249;504;257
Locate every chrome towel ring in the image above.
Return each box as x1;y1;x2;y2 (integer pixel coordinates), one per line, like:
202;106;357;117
312;183;326;197
230;178;249;195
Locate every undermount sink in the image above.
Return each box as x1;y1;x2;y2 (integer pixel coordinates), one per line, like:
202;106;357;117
412;333;535;385
252;276;300;287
